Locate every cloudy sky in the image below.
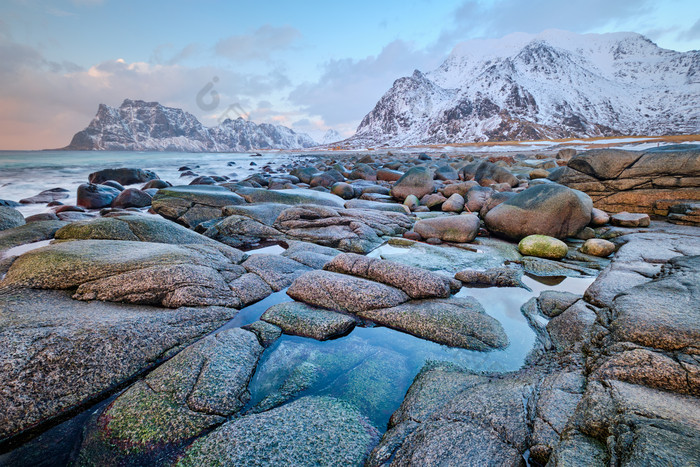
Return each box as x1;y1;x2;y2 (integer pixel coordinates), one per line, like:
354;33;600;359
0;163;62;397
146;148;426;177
1;0;698;149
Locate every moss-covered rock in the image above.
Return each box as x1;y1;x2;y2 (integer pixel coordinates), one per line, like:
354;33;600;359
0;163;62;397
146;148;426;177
261;302;356;341
518;235;569;260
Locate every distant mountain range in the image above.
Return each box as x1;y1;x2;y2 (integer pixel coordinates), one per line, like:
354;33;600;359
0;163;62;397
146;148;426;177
342;30;700;147
65;99;317;151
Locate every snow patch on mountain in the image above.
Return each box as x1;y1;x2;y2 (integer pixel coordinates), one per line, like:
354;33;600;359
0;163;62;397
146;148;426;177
66;99;317;151
345;30;700;147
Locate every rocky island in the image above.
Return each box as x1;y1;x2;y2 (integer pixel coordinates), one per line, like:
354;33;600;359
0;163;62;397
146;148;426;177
1;144;699;466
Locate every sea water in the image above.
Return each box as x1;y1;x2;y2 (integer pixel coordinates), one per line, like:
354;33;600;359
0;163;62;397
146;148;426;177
0;150;313;216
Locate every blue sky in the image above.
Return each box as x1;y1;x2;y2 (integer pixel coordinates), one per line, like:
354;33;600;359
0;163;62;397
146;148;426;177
1;0;698;149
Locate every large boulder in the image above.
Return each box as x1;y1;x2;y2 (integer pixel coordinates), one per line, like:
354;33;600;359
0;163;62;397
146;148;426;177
287;270;409;313
111;187;152;208
323;253;454;299
230;187;345;208
458;160;519;187
77;183;121;209
0;220;67;255
549;147;700;215
0;206;25;231
88;168;159;186
151;185;245;228
19;187;70;204
358;297;508;350
2;240;247;308
390;167;434;201
261;302;356;340
0;288;234;441
76;328;262;464
484;184;592;240
178;396;379;466
274;204;412;254
413;214;480;243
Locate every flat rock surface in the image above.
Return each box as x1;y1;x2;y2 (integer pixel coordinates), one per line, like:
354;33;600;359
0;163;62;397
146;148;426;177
287;270;409;313
324;252;453;299
0;288;235;440
358;297;508;350
261;302;356;340
177;396;379;466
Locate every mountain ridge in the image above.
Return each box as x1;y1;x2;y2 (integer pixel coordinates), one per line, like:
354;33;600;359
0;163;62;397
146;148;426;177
343;30;700;147
65;99;317;152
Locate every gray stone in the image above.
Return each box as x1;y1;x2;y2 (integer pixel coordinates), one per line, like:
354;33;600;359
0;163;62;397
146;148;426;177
221;202;288;225
242;320;282;347
177;396;379;466
19;187;70;204
77;183;120;209
359;297;508;350
152;185;246;228
0;220;67;255
281;241;341;269
242;254;312;291
228;273;274;306
485;184;593;240
110;187;152;208
230;187;345;207
88;168;158;186
287;270;409;313
536;290;581;318
610;211;650;227
390;167;434;201
0;288;234;440
261;302;356;340
413;214;480;243
455;267;530;290
0;207;25;231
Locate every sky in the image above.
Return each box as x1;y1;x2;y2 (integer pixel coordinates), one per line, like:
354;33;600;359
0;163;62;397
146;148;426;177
0;0;698;150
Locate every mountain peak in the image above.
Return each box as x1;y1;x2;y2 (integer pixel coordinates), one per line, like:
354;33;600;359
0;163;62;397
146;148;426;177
65;100;317;151
345;30;700;147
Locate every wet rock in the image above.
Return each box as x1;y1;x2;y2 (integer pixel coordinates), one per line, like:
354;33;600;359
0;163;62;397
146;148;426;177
441;193;464;212
110;187;152;208
261;302;356;340
546;300;597;351
228;273;274;307
459;160;519;187
455;267;530;290
88;167;159;186
142;179;171;190
100;180;125;191
189;175;217;185
221;202;288;226
203;214;282;248
376;168;403;182
241;254;312;291
359;297;508;350
330;181;355;199
0;288;234;440
413;214;480;243
2;240;246;308
610;255;700;351
403;194;420;210
349;163;377;181
19;187;70;204
390;167;434;201
549;147;700;215
78;328;262;464
310;169;345;188
0;199;20;207
434;165;458;181
77;183;121;209
178;396;379;466
518;234;569;259
151;185;246;228
536;290;580;318
0;220;67;255
580;238;615;257
610;211;650;227
324;252;453;299
281;241;341;269
274;204;411;254
242;320;282;347
485;184;592;240
521;256;596;277
465;186;493;212
590;207;610;226
24;212;59;222
0;206;25;231
231;186;345;208
287;270;409;313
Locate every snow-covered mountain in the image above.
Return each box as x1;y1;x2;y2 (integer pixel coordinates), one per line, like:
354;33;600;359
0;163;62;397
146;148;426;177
345;30;700;147
321;129;342;145
66;99;317;151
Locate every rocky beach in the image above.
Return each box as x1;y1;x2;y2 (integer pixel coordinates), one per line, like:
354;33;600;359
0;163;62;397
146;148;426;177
1;144;699;466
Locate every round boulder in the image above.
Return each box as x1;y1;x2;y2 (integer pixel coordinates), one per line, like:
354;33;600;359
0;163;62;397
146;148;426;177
580;238;615;257
442;194;465;213
330;182;355;200
111;188;153;209
0;206;25;231
590;207;610;226
77;183;121;209
518;235;569;260
390;167;434;201
413;214;480;243
484;184;592;240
